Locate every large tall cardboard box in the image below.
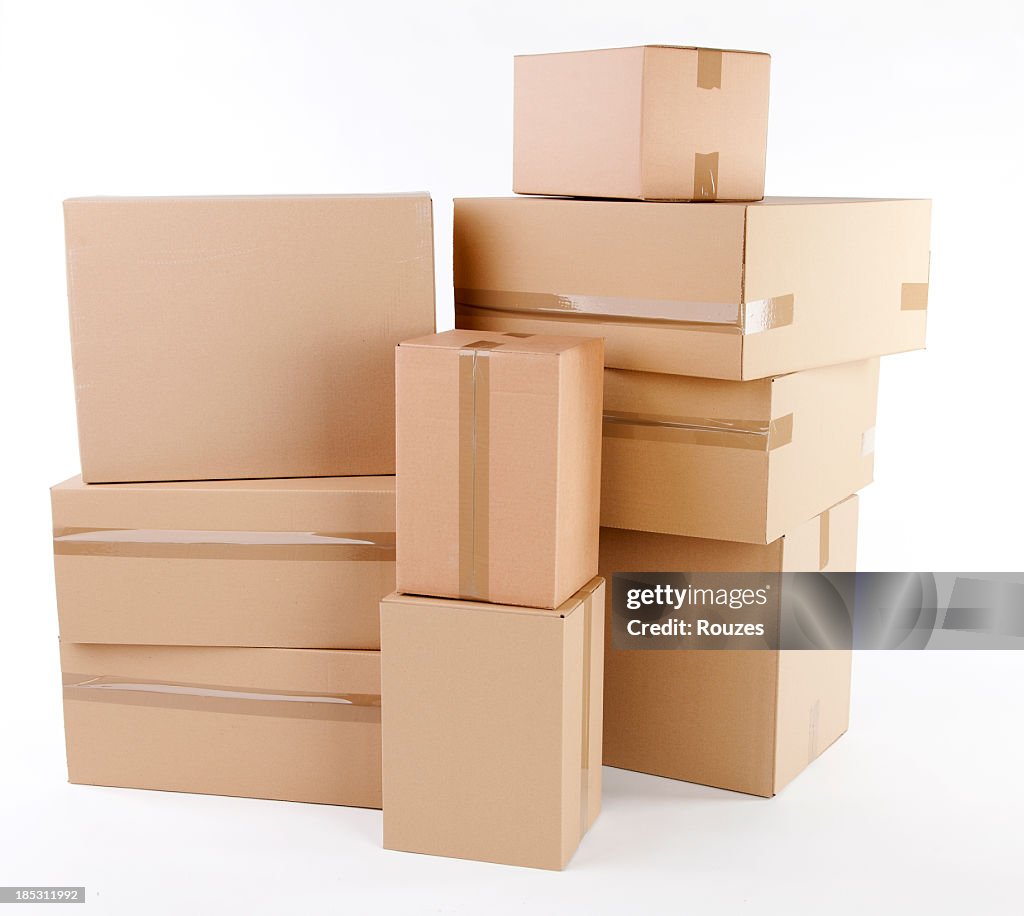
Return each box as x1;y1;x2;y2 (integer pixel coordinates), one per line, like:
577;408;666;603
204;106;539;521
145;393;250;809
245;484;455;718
61;644;382;807
396;329;603;609
599;496;857;797
454;196;931;379
64;193;435;483
602;360;878;543
51;475;395;649
380;578;604;870
514;46;771;201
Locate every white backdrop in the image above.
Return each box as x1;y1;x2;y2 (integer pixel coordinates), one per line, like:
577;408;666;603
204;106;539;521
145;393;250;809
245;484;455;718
0;1;1021;912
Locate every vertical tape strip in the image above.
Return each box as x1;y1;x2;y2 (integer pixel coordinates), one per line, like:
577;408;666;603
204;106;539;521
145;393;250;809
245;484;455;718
696;48;723;89
693;152;719;201
579;591;592;838
458;350;490;600
819;509;831;571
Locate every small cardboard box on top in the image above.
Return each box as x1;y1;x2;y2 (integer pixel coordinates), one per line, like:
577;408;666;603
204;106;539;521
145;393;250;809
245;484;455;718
514;46;771;201
601;359;878;544
454;196;931;380
51;475;395;649
64;193;436;483
380;577;604;870
61;643;382;807
600;495;858;797
396;329;603;610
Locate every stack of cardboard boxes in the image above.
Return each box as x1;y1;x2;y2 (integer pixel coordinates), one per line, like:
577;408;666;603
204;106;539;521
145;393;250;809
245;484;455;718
454;46;931;797
53;193;436;807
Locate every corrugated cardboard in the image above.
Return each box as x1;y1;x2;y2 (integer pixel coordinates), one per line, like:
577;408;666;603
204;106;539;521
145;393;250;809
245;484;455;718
60;643;382;807
600;495;857;797
65;194;436;483
51;475;395;649
514;46;770;201
380;578;604;870
601;360;877;543
454;196;931;380
396;329;603;609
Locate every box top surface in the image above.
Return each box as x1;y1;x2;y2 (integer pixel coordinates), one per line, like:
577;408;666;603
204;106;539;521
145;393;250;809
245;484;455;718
458;195;925;208
384;577;604;618
65;192;429;204
399;328;602;357
515;45;769;59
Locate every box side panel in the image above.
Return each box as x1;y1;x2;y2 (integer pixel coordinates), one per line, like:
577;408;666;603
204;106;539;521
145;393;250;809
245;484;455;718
559;601;586;868
585;580;606;829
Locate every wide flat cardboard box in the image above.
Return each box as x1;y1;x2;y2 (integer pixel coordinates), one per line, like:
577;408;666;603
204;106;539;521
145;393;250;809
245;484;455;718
396;329;603;609
454;196;931;380
52;475;395;649
600;495;857;797
65;193;435;483
61;643;381;807
380;578;604;870
602;360;877;543
514;46;770;201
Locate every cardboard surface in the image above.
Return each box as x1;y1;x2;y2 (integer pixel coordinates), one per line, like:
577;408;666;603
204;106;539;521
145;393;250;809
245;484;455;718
599;496;857;797
51;475;395;649
60;644;382;808
601;360;878;543
65;194;436;483
514;46;770;201
380;578;604;870
396;329;603;609
454;196;931;380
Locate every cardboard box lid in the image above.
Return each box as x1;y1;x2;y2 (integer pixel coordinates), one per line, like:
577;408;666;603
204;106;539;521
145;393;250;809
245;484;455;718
50;475;395;533
515;45;769;58
385;574;604;618
399;328;598;357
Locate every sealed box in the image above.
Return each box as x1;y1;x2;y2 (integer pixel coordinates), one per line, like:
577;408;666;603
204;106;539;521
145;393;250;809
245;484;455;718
454;196;931;380
600;495;857;797
65;193;435;483
396;329;603;609
514;45;770;201
52;475;395;649
61;643;381;807
602;360;877;543
380;578;604;870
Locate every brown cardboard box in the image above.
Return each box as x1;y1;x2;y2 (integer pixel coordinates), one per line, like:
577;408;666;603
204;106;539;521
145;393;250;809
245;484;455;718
380;578;604;870
51;475;395;649
601;360;878;543
514;46;770;201
396;329;603;609
65;193;435;483
600;495;857;797
454;196;931;380
60;643;381;807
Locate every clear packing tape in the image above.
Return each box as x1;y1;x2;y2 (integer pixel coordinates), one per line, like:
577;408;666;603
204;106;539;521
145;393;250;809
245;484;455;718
604;410;794;451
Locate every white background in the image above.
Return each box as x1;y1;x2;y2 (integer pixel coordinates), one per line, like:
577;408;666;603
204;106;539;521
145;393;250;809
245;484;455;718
1;0;1021;912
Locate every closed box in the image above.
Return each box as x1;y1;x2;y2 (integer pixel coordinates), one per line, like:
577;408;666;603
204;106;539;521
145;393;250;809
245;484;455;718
602;360;878;544
380;578;604;870
396;329;603;609
51;475;395;649
514;45;770;201
65;193;435;483
454;196;931;380
60;643;381;808
600;496;857;797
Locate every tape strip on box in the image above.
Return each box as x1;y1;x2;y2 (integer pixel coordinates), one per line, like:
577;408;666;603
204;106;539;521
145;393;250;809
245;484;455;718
603;411;794;451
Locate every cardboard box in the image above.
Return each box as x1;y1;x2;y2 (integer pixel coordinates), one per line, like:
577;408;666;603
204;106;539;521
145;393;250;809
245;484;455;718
601;360;877;544
51;475;395;649
380;578;604;870
600;495;857;797
60;643;381;807
454;196;931;380
65;193;435;483
514;46;770;201
396;329;603;609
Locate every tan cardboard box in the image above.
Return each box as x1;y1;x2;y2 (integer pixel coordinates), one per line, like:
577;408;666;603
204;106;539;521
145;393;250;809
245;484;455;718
380;578;604;870
60;643;381;807
601;360;878;543
65;193;435;483
396;329;603;609
454;196;931;380
514;46;770;201
51;475;395;649
600;495;857;797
